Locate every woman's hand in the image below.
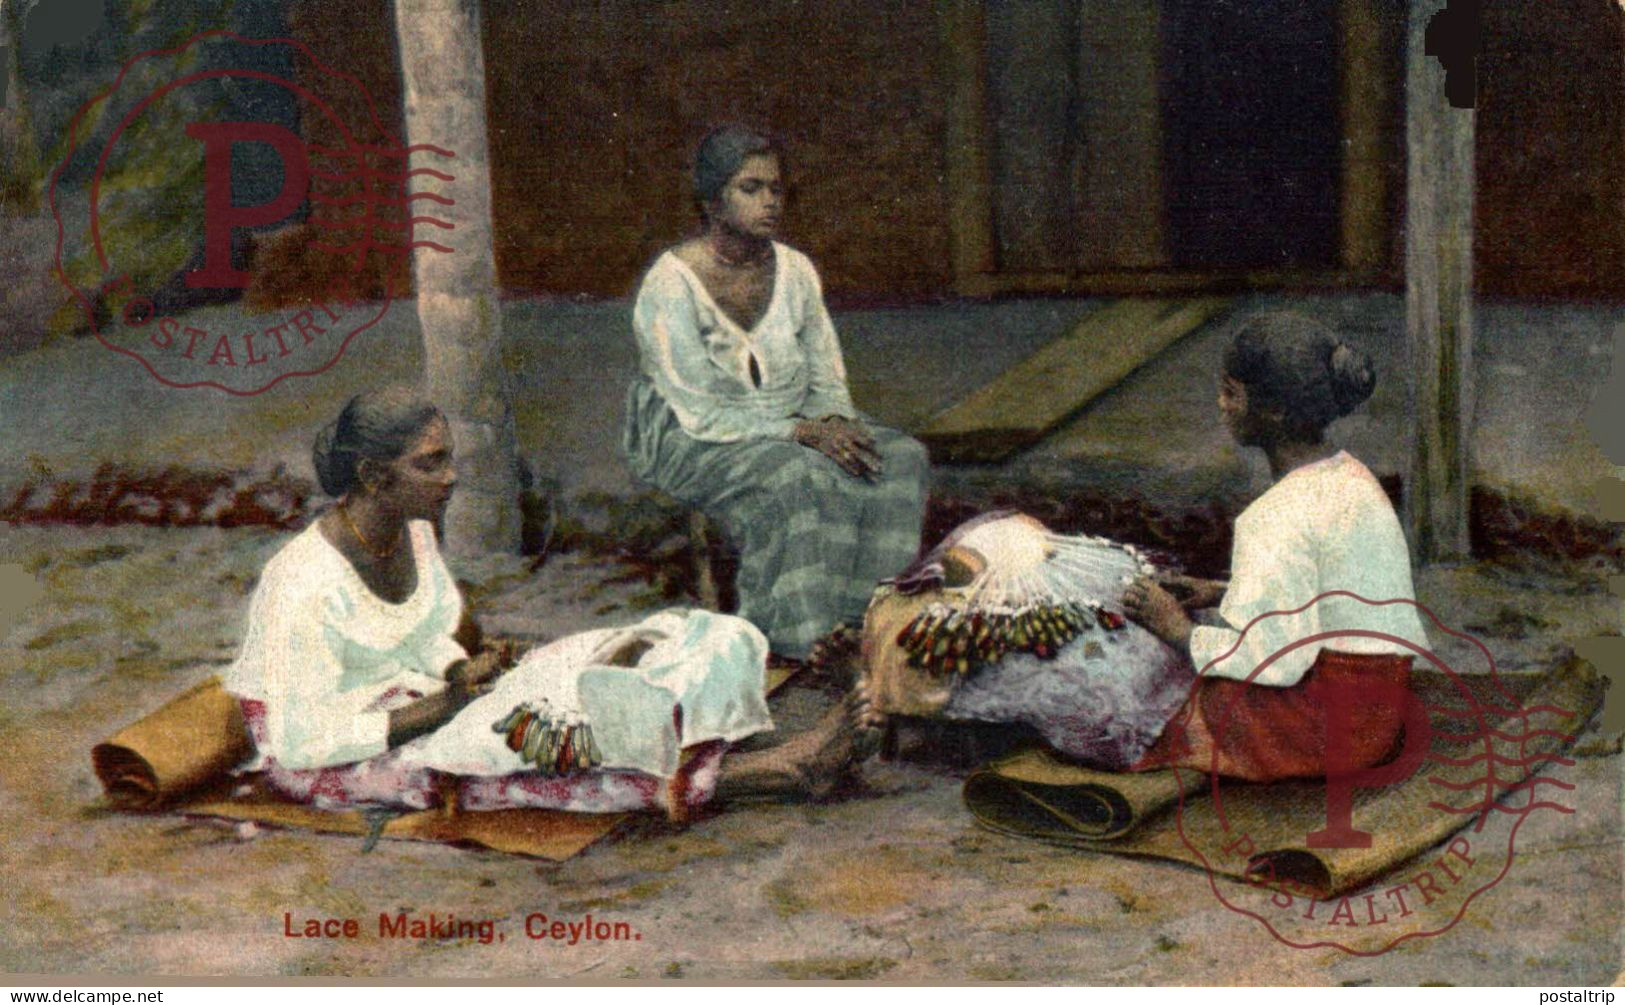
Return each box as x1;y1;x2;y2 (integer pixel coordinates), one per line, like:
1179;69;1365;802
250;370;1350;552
1122;575;1194;649
1156;573;1228;611
794;416;883;479
452;639;519;693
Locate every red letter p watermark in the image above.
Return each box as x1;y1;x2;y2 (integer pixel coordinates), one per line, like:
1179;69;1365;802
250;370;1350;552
1305;674;1434;849
185;122;310;288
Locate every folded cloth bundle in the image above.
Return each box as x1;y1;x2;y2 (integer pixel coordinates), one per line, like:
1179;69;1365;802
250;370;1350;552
396;608;775;780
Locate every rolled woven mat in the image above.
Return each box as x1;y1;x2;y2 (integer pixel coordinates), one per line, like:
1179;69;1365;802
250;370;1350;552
91;676;252;810
964;752;1202;840
963;656;1607;897
88;677;625;859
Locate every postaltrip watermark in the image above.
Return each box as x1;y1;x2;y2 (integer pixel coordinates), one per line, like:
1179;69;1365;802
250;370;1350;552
49;30;455;395
1163;591;1586;955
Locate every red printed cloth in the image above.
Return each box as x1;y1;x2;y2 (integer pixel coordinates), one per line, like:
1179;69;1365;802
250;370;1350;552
238;699;726;814
1135;649;1415;783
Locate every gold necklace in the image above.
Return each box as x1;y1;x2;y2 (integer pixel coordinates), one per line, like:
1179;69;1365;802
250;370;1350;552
339;502;401;559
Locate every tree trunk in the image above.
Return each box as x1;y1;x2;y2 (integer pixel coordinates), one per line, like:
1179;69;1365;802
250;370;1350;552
1404;0;1476;563
393;0;520;555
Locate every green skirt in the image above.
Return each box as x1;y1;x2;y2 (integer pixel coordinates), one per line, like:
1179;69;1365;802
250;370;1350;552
622;379;930;658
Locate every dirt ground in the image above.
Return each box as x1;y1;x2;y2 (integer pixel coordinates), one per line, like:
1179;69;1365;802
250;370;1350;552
0;522;1619;984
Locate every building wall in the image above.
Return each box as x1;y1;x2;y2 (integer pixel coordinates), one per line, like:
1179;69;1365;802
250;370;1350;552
481;0;953;300
279;0;1623;302
271;0;411;306
1476;0;1625;298
288;0;952;302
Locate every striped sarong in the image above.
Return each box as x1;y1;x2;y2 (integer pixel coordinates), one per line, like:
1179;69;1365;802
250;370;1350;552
622;379;930;658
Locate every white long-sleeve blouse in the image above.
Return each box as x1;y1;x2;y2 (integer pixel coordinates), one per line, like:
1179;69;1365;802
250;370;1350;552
1190;451;1431;687
632;242;859;443
222;519;467;770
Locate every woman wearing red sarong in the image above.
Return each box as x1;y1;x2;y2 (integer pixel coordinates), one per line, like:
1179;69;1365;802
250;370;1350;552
1122;312;1431;782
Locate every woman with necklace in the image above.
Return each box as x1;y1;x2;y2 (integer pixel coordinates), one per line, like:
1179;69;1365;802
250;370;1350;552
224;387;493;773
623;124;931;662
224;387;876;810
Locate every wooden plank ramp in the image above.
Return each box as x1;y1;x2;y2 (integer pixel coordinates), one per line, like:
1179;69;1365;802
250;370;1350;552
918;296;1231;464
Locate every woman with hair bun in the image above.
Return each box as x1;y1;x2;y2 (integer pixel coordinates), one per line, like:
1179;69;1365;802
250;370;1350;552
223;388;875;811
623;124;931;663
225;387;500;774
1121;312;1431;782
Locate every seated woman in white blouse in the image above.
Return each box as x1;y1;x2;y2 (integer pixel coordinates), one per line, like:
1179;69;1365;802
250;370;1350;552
223;388;501;772
623;125;931;663
1121;312;1432;782
224;388;875;809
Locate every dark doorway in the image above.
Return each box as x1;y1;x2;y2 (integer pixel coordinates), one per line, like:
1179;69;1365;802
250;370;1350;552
1162;0;1341;269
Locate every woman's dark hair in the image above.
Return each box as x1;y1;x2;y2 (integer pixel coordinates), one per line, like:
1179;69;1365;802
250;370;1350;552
692;124;779;212
311;386;444;496
1223;311;1376;440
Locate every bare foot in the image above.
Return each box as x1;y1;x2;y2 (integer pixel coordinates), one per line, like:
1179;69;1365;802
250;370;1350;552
782;688;881;799
853;675;887;731
713;683;883;803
